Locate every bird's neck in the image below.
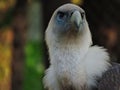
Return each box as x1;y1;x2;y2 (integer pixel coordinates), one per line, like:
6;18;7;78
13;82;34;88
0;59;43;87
47;22;92;64
49;39;90;65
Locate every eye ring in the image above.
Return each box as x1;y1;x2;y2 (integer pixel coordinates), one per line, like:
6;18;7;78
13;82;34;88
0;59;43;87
56;11;67;22
57;11;65;19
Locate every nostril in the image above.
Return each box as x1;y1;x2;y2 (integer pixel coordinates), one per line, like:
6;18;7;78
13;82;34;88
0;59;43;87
70;10;77;17
70;11;74;16
81;12;84;19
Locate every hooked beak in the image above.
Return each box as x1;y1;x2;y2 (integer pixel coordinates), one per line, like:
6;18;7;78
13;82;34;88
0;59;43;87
70;11;82;30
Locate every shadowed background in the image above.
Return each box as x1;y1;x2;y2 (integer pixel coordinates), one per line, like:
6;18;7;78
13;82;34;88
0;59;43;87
0;0;120;90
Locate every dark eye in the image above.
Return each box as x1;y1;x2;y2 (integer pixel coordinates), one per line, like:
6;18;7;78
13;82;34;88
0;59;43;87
57;11;67;21
58;12;65;18
81;12;85;19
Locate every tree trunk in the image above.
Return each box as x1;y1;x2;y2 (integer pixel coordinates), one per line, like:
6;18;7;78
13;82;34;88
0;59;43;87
12;0;27;90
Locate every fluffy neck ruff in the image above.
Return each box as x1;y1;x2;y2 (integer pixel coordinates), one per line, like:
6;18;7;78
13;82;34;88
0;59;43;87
45;21;110;89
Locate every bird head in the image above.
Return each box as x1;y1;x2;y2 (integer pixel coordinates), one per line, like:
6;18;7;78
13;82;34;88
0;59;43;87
46;4;92;47
53;5;85;34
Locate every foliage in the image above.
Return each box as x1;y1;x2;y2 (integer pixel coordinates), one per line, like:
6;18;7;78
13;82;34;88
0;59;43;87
24;41;45;90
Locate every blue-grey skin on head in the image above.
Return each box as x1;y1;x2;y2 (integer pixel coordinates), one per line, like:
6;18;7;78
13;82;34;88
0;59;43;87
50;4;86;37
46;4;92;46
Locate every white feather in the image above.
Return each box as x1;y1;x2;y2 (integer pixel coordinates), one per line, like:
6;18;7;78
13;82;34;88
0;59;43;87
44;45;110;90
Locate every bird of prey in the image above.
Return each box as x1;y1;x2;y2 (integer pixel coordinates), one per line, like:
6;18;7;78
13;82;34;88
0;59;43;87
43;3;120;90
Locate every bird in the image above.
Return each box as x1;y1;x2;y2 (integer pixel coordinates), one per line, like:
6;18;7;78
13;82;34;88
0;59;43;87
43;3;120;90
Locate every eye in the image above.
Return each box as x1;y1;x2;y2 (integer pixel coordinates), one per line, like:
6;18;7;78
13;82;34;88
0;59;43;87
57;11;67;22
58;12;65;19
81;12;85;19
